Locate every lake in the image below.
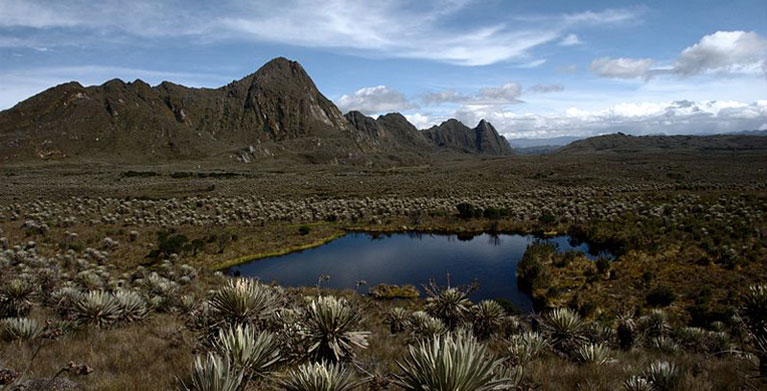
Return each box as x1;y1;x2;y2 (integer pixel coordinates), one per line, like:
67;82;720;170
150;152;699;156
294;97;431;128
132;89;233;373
227;232;611;311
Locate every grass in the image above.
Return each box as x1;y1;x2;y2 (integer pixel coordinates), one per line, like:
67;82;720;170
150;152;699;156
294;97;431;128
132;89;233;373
1;152;766;390
212;230;346;271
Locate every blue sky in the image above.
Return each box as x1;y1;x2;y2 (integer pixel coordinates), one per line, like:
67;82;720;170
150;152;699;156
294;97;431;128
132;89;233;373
1;0;766;138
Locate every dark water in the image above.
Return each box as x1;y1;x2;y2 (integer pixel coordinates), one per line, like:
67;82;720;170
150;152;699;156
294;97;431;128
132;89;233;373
228;232;611;311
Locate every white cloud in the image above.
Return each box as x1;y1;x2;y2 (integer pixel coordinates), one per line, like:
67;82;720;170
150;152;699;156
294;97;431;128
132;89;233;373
556;64;578;74
514;59;547;68
673;31;767;76
561;8;641;25
558;33;582;46
451;99;767;139
404;113;437;129
527;84;564;93
0;1;643;66
589;57;654;79
422;89;470;105
421;82;524;105
477;82;523;103
336;85;417;115
591;31;767;80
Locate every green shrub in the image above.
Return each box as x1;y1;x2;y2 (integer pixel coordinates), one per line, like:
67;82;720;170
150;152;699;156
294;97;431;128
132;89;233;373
456;203;482;220
300;296;370;362
595;257;611;274
279;361;361;391
148;230;189;259
646;286;676;307
395;331;513;391
517;243;555;293
298;225;311;235
482;207;509;220
538;213;556;225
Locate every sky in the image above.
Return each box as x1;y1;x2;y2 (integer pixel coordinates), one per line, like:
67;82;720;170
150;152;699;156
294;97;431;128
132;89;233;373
1;0;766;139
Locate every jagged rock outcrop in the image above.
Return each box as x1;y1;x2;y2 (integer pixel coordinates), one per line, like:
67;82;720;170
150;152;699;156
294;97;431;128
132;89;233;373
344;111;434;151
422;119;512;155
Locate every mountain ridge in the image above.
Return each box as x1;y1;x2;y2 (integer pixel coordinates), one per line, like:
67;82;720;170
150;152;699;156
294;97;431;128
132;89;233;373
557;132;767;154
0;57;510;164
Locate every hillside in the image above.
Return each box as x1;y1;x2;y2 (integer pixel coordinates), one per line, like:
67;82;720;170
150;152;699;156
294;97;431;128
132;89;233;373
0;58;398;165
557;132;767;154
0;58;518;166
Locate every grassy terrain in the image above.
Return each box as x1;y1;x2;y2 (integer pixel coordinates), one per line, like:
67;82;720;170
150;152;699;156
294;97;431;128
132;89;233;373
1;151;766;390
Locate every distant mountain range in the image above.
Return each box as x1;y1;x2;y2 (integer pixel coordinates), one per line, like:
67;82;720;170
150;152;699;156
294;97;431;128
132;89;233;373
557;132;767;154
508;136;583;148
0;57;763;165
0;57;510;165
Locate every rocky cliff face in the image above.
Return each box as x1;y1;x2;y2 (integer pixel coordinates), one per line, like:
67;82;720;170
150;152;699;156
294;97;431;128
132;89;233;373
422;119;512;155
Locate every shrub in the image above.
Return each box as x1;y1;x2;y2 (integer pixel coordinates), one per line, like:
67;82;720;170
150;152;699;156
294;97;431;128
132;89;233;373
73;291;121;328
115;289;149;323
517;243;555;293
208;279;278;326
456;203;481;220
471;300;506;340
576;343;611;365
538;213;556;225
300;296;369;362
148;230;189;259
214;324;280;378
298;225;312;235
623;376;653;391
617;313;636;350
650;336;679;355
385;307;409;334
482;207;509;220
1;317;43;342
279;361;361;391
407;311;447;340
646;286;676;307
643;361;680;391
180;353;243;391
425;287;472;330
541;308;586;355
507;332;548;365
395;331;513;391
0;279;35;318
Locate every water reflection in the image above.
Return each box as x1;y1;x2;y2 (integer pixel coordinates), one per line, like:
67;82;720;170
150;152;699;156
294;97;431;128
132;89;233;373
228;232;611;312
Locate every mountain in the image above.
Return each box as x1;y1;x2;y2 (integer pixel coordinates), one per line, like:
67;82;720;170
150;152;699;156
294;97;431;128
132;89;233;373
557;132;767;154
508;136;582;148
0;58;373;164
344;111;434;152
422;119;513;155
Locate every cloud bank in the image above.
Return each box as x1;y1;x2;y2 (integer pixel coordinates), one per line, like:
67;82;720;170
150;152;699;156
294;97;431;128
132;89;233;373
590;31;767;79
